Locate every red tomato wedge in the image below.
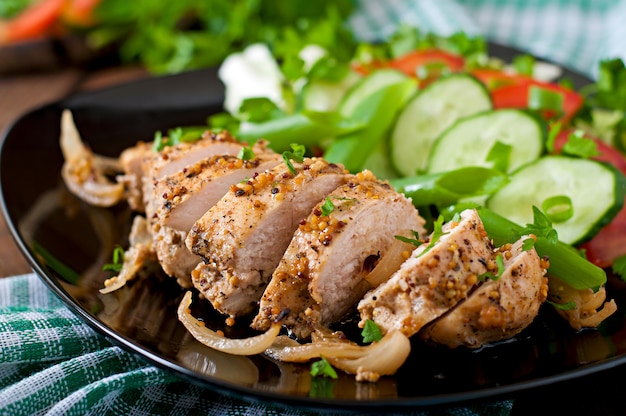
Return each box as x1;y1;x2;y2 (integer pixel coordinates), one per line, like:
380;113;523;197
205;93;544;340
554;129;626;268
1;0;66;44
491;82;583;123
470;68;532;90
388;49;465;79
471;69;584;123
352;49;465;85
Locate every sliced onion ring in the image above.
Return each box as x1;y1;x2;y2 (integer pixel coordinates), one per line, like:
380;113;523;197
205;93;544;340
177;291;280;355
266;330;411;379
364;232;415;288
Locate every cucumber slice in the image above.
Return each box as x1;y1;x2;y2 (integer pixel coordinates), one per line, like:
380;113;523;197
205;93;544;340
486;155;626;245
301;70;362;112
390;74;492;177
426;109;546;174
338;68;411;115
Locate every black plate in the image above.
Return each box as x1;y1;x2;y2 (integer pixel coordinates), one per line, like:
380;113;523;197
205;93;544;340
2;44;626;412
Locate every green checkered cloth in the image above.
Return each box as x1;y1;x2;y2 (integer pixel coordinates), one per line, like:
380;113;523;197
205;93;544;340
350;0;626;79
0;274;511;416
2;1;626;414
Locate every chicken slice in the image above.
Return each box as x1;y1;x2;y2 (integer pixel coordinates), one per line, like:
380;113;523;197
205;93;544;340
147;145;281;286
118;141;153;211
120;130;245;213
252;170;426;339
420;236;549;348
357;209;495;337
151;144;281;232
186;158;349;318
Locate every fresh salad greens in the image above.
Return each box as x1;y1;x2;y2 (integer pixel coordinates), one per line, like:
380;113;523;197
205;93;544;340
163;25;626;293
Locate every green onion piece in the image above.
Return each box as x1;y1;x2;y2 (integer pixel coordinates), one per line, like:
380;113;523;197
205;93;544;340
32;241;80;285
561;130;600;158
541;195;574;223
475;207;606;290
546;121;562;153
416;62;450;80
485;140;512;173
547;300;577;310
361;319;383;343
528;86;564;115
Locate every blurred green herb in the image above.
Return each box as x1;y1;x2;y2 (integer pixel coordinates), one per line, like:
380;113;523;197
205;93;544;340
90;0;357;74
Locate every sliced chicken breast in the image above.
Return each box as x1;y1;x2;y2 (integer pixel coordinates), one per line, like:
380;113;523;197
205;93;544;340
357;209;495;337
152;147;281;232
186;158;350;318
420;236;549;348
118;141;153;211
147;146;280;285
252;170;426;339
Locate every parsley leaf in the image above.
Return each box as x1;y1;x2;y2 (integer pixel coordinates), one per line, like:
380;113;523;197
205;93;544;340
418;215;447;258
310;355;338;379
521;237;536;252
237;145;255;161
478;253;505;281
361;319;382;343
394;230;423;247
486;140;512;173
320;197;335;216
522;206;559;245
612;254;626;281
281;143;306;174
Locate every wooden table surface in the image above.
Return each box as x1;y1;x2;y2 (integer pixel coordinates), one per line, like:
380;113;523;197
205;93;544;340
0;65;149;277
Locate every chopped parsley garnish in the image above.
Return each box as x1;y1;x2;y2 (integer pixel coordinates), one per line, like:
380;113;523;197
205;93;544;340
521;237;536;252
394;230;423;247
310;355;338;379
417;215;447;257
361;319;382;343
237;145;255;161
478;253;505;281
522;206;559;246
282;143;306;174
612;254;626;281
320;196;356;216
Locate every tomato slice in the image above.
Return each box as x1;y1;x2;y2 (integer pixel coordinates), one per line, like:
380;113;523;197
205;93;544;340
470;69;532;90
554;129;626;268
1;0;66;43
471;69;584;123
353;49;465;84
388;49;465;80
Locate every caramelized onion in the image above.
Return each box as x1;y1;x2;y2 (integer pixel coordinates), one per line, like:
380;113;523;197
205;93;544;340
177;291;281;355
266;330;411;381
549;275;617;330
363;231;414;287
60;109;125;207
